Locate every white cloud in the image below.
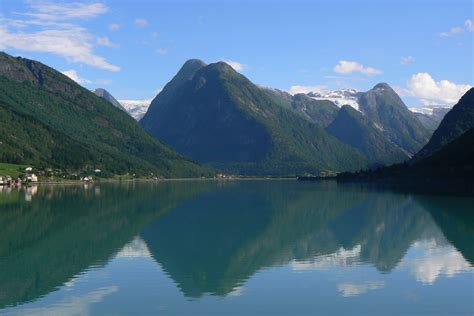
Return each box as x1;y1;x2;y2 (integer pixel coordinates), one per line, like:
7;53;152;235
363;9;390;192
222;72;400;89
0;27;120;72
97;36;118;48
95;78;112;85
400;55;415;65
0;2;120;72
135;18;148;27
61;69;91;84
21;2;108;21
403;240;472;284
337;281;385;297
223;60;246;71
439;26;464;37
465;19;474;32
156;47;168;55
109;23;120;31
405;72;472;105
439;19;473;37
288;85;327;95
333;60;382;76
12;286;118;316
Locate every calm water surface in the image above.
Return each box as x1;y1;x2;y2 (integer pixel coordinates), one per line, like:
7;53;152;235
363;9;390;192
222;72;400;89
0;181;472;315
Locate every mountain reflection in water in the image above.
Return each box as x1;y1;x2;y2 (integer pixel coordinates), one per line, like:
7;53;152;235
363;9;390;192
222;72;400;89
0;181;472;314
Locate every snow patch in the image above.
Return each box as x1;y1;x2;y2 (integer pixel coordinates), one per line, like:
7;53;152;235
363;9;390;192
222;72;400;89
307;88;361;112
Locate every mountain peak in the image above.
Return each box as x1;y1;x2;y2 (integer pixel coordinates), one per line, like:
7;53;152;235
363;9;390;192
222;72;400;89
182;59;206;68
92;88;126;112
372;82;393;92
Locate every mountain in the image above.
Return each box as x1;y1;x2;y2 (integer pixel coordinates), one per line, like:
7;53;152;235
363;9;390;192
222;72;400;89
337;89;474;185
327;105;410;166
308;88;361;111
357;83;431;155
410;107;450;133
414;128;474;174
92;88;126;112
141;59;206;125
140;60;369;175
413;88;474;161
0;52;208;177
290;93;339;127
118;98;152;120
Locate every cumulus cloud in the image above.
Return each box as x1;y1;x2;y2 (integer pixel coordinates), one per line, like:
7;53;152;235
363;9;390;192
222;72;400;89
0;2;120;72
109;23;120;31
403;240;472;284
61;69;91;84
289;85;327;95
223;60;246;71
333;60;382;76
135;18;148;27
400;55;415;65
97;36;118;48
405;73;471;105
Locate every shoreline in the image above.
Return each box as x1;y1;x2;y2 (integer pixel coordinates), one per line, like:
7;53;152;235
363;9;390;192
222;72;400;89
7;177;299;185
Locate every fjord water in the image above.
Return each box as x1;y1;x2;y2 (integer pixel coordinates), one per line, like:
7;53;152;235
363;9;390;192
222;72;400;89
0;181;472;315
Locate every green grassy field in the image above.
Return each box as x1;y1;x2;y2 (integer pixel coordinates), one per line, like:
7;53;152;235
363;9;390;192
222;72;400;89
0;163;28;178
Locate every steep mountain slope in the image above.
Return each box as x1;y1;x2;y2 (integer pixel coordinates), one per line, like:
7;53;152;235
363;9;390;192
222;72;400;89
141;59;206;127
414;88;474;161
357;83;431;155
411;107;450;133
338;89;474;183
290;93;339;127
415;128;474;174
92;88;126;112
0;52;208;177
327;105;409;166
140;61;368;175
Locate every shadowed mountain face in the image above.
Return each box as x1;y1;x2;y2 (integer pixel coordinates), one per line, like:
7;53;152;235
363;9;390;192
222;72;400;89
0;182;208;308
290;93;339;127
0;52;208;177
414;88;474;162
140;61;368;175
413;108;450;133
327;105;410;166
357;83;431;155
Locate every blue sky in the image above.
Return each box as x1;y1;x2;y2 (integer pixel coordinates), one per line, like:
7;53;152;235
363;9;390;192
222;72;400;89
0;0;472;106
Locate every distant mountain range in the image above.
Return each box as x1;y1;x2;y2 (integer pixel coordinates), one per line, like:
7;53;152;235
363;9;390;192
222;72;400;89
0;52;208;177
139;60;436;175
140;60;368;176
1;51;470;179
338;88;474;182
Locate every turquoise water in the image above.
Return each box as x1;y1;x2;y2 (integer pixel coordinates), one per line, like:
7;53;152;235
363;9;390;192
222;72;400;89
0;181;472;315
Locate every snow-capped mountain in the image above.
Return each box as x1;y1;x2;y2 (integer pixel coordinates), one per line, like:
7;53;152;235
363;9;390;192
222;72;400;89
118;98;153;121
408;105;451;116
307;88;361;111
